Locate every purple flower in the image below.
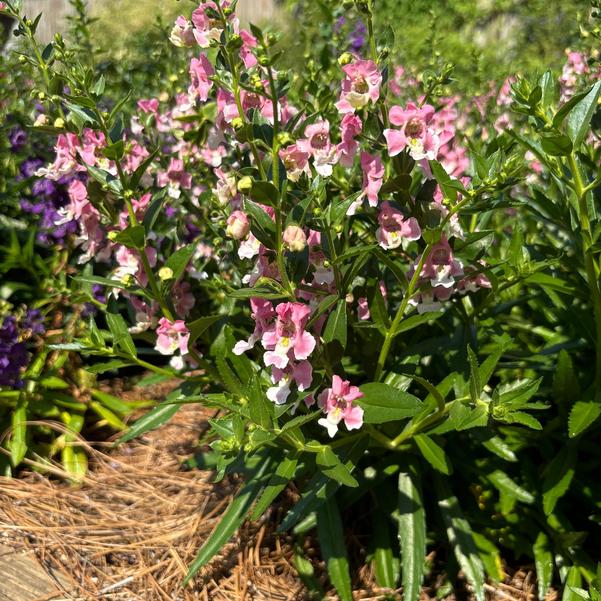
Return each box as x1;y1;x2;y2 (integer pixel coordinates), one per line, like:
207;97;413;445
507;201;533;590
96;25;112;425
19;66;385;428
8;127;27;152
0;316;28;388
350;20;366;53
19;158;44;179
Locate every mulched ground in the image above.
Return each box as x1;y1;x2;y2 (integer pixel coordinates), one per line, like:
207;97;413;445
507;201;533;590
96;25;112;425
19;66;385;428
0;378;552;600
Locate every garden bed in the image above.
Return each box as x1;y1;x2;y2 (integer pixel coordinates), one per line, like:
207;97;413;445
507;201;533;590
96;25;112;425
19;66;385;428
0;380;548;601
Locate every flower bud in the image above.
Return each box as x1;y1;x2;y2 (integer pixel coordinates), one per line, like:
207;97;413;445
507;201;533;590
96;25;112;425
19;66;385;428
107;231;119;241
338;52;353;66
258;55;270;67
33;114;48;127
283;224;307;253
121;274;135;286
226;211;250;240
158;267;174;281
231;117;244;130
237;176;253;194
53;117;64;128
276;131;293;145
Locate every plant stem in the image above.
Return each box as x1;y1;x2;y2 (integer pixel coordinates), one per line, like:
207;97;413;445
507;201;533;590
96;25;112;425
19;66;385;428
374;243;433;381
569;153;601;391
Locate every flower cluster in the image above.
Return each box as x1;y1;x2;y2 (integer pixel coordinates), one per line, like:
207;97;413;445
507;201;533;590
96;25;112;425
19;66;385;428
0;309;45;388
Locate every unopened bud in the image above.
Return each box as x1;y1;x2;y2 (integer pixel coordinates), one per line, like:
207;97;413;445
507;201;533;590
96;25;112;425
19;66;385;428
283;224;307;252
237;176;253;193
226;210;250;240
338;52;353;66
276;131;293;145
158;267;174;281
231;117;244;130
107;231;119;241
53;117;64;128
121;274;135;286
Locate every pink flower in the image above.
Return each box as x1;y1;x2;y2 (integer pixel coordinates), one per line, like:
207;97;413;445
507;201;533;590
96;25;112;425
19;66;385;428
376;201;421;249
239;29;258;68
267;360;313;405
279;144;310;182
188;54;214;103
317;375;364;438
297;120;339;177
226;210;250;240
384;103;441;161
262;302;316;369
338;113;362;168
191;1;230;47
170;16;196;47
155;317;190;356
119;193;151;229
360;151;384;208
157;158;192;199
137;98;159;115
233;298;276;355
336;59;381;113
0;3;7;11
36;133;82;180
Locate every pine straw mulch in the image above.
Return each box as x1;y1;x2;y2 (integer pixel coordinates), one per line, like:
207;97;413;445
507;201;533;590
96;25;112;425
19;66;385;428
0;378;554;601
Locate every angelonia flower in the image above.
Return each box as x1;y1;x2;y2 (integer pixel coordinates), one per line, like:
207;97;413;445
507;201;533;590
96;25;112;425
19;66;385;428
9;126;27;152
384;103;452;161
336;59;382;114
297;120;339;177
235;300;316;405
376;201;421;249
317;375;364;438
155;318;190;357
170;16;196;47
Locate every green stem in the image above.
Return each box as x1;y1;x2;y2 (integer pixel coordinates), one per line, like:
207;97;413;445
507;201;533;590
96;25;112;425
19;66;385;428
373;243;433;381
569;153;601;391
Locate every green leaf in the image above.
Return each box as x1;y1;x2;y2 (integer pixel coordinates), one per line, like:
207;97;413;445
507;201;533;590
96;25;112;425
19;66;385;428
113;225;145;250
307;294;338;328
85;360;135;374
391;311;443;338
478;335;511;387
249;180;279;206
323;299;347;350
467;346;481;403
90;401;128;430
317;498;353;601
357;383;423;424
130;147;159;190
488;470;534;504
329;191;363;226
542;446;576;515
563;566;583;601
248;374;274;430
117;399;181;443
250;455;299;520
91;389;131;415
533;532;554;600
184;455;273;584
566;80;601;150
472;533;504;583
164;244;196;283
414;434;452;475
244;199;276;249
553;350;579;407
10;396;28;467
568;400;601;438
553;89;591;128
395;466;426;601
435;477;485;601
316;447;359;487
372;509;399;589
541;134;573;156
106;313;137;357
187;314;223;351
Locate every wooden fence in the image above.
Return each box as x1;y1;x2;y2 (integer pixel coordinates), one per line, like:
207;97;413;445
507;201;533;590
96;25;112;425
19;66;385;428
16;0;278;43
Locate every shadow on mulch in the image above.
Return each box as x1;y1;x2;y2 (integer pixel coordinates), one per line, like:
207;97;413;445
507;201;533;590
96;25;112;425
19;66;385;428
0;379;555;601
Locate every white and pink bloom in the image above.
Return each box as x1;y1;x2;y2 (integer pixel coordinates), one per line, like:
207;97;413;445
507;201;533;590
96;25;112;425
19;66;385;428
297;120;339;177
317;375;364;438
384;103;447;161
170;16;196;47
262;302;316;369
279;144;311;182
267;360;313;405
154;318;190;356
233;298;276;355
336;59;382;113
360;151;384;208
376;201;421;249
